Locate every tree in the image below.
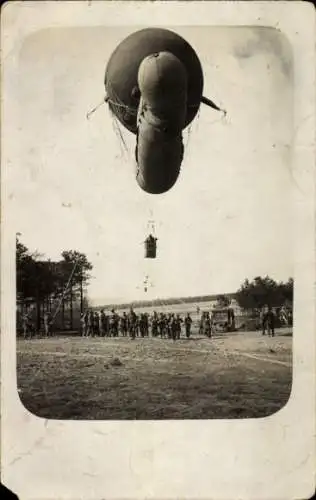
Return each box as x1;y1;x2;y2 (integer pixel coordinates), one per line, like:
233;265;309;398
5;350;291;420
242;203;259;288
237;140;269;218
235;275;294;311
60;250;93;328
16;234;93;332
16;234;38;304
278;278;294;306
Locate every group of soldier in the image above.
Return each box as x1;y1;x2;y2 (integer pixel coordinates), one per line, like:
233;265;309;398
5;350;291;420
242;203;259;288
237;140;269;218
21;309;53;338
260;306;276;337
198;311;215;337
19;303;292;340
260;305;293;336
81;309;194;341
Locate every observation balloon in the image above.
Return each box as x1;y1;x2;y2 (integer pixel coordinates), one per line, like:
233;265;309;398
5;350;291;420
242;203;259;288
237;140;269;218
104;27;224;194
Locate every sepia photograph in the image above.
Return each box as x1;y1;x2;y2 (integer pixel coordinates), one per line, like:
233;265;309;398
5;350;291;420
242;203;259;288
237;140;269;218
14;24;294;420
1;2;315;500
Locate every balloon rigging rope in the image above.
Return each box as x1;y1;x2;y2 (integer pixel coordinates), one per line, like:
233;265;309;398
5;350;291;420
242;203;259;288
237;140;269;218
107;81;138;116
103;83;131;156
108;98;138;114
110;112;130;157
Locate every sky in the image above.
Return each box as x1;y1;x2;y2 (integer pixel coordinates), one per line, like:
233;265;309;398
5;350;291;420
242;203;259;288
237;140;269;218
7;26;294;305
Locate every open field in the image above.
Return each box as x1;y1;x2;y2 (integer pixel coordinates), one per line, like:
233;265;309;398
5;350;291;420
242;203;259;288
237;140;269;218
17;328;292;420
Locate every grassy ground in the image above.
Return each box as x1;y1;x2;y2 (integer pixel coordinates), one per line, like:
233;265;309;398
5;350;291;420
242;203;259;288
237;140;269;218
17;328;292;420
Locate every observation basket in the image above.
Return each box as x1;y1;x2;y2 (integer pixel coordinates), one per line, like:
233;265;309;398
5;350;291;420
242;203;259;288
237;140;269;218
144;234;158;259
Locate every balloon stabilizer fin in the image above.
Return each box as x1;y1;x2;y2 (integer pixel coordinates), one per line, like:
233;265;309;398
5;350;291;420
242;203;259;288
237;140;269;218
201;96;227;116
86;96;109;120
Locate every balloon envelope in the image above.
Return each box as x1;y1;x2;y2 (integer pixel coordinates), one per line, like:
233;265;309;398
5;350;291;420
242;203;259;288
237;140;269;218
104;27;204;134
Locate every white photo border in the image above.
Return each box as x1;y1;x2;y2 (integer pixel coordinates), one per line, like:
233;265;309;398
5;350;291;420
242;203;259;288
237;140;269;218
1;2;315;499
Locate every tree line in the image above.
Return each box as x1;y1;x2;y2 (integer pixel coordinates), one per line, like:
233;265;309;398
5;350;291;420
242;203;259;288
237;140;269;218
16;234;93;330
99;278;293;313
107;293;236;311
235;276;293;311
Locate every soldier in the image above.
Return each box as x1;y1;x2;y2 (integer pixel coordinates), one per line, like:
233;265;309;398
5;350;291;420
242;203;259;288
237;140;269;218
228;308;235;331
128;308;137;339
199;312;205;336
266;307;275;337
184;313;192;338
165;313;172;339
24;306;35;338
158;313;165;338
109;309;118;337
120;312;128;337
171;315;178;341
115;312;120;337
151;311;158;337
261;305;268;335
164;313;169;338
210;311;215;336
135;313;140;337
175;314;183;339
139;314;145;338
144;313;149;337
279;306;288;326
22;309;31;339
27;307;36;338
99;309;107;337
288;308;293;326
92;311;99;337
104;312;110;336
204;312;211;338
22;311;27;339
87;310;94;337
44;311;52;337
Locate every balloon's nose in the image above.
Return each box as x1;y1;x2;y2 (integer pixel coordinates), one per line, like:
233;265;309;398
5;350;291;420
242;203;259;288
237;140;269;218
137;51;187;110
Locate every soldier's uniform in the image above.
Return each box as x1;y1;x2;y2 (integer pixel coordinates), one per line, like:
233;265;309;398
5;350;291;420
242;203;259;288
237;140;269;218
135;314;140;337
24;309;35;338
184;314;192;338
159;314;165;338
87;311;94;336
279;306;288;326
265;309;275;337
44;312;52;337
261;306;268;335
99;310;107;337
199;312;205;335
171;316;177;341
22;311;31;339
166;314;172;338
139;314;146;338
109;310;118;337
175;315;183;339
151;313;158;337
144;314;149;336
120;313;128;336
128;309;137;339
204;313;211;338
91;312;98;336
